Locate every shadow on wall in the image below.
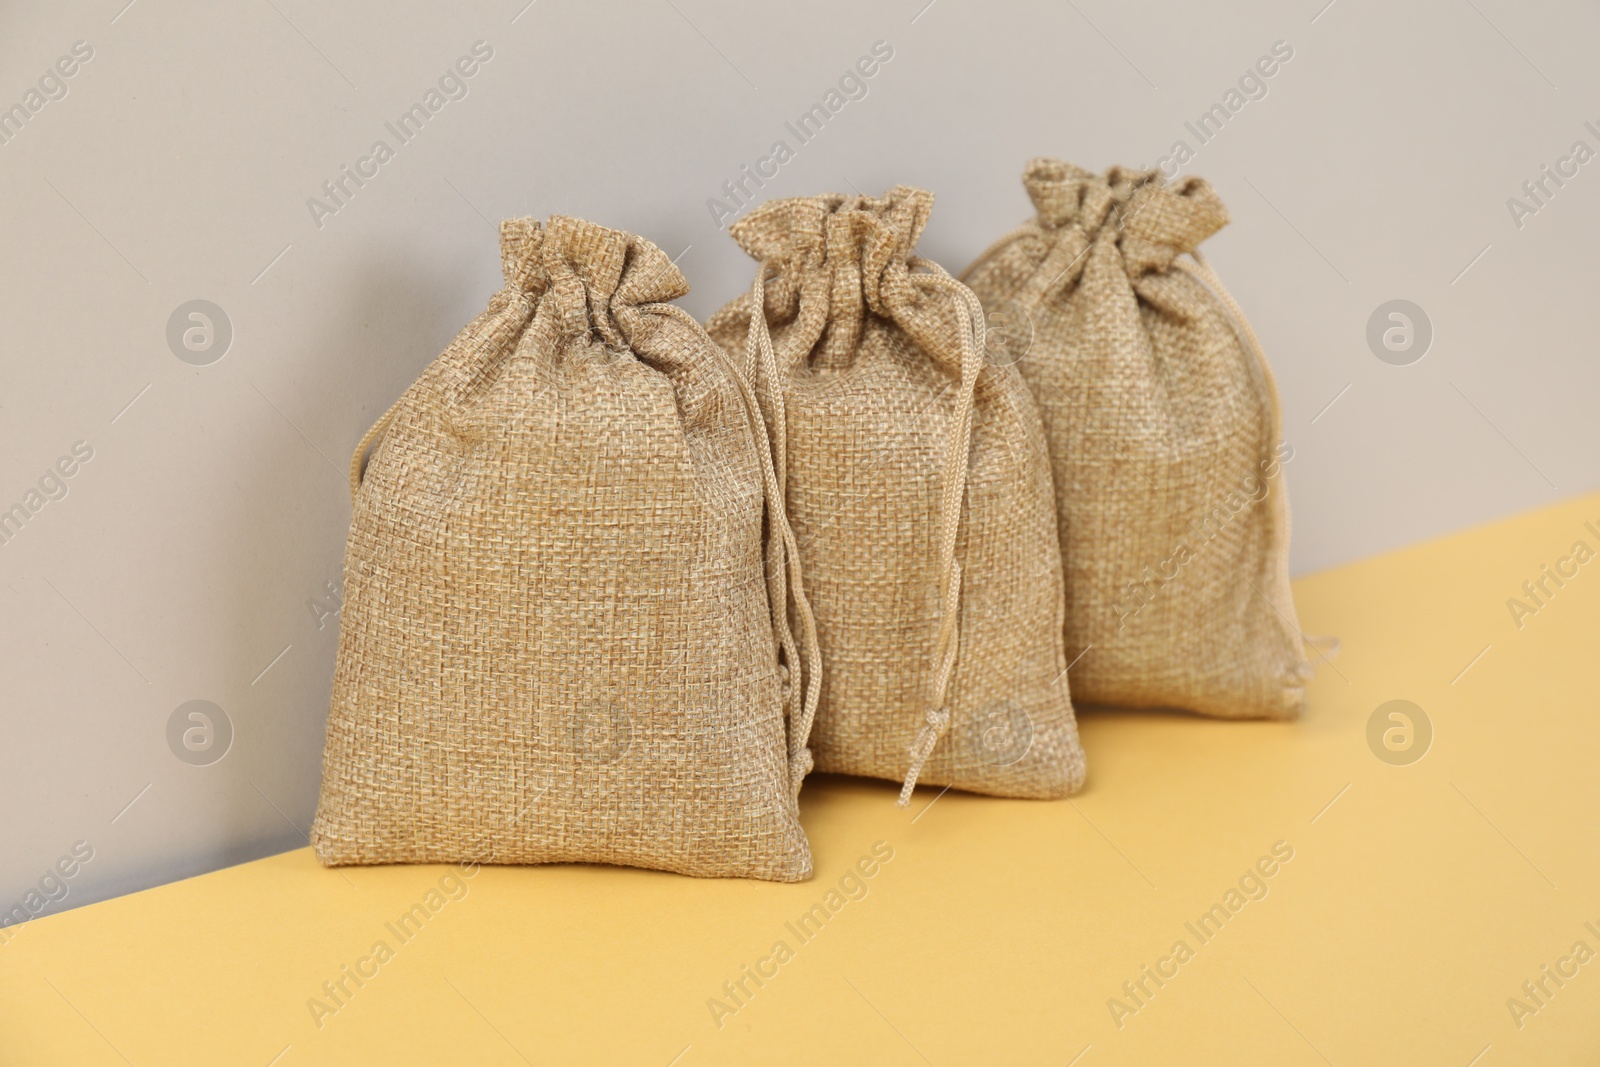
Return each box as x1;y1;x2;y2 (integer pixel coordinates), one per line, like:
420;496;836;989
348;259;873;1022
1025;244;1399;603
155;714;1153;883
11;244;490;927
209;241;492;870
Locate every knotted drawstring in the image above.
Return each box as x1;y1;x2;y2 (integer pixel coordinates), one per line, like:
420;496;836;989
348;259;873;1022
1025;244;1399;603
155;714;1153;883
895;263;987;805
1173;251;1340;677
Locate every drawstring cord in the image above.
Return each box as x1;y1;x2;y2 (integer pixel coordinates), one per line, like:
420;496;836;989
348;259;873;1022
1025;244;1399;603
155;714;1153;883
737;272;821;793
742;260;987;806
1173;250;1285;571
349;396;404;500
897;263;986;806
1173;252;1339;672
746;270;790;497
1172;251;1277;440
663;302;822;796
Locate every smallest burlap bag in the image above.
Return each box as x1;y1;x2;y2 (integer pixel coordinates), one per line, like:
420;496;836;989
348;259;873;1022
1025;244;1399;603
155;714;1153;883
963;160;1317;720
312;215;820;881
707;186;1085;804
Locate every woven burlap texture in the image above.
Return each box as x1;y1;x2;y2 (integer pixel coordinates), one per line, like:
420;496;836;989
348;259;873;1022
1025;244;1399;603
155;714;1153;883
707;186;1086;801
962;160;1313;720
311;215;815;881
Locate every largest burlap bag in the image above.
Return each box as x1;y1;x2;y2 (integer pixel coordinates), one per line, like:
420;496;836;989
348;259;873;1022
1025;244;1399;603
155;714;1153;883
707;186;1085;804
962;160;1314;720
312;215;819;881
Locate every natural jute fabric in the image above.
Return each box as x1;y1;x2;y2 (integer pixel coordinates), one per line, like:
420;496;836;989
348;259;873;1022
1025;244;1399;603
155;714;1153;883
312;216;820;881
962;160;1314;720
707;186;1086;804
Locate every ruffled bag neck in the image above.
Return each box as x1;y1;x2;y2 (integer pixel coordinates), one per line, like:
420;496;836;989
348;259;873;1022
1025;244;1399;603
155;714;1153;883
727;186;950;373
498;215;689;352
1016;159;1230;299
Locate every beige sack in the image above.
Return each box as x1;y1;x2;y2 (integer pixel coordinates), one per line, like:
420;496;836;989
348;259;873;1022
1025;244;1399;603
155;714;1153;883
311;215;820;881
962;160;1314;720
707;186;1085;804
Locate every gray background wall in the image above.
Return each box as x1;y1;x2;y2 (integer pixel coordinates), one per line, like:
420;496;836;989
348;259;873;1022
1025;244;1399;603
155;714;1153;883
3;0;1596;921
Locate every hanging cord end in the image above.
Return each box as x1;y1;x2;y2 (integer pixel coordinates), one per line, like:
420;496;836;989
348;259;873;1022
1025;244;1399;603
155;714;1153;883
893;267;983;810
1305;633;1341;659
897;705;951;807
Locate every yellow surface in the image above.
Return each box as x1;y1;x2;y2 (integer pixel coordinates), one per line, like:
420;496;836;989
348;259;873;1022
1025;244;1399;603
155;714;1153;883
6;493;1600;1066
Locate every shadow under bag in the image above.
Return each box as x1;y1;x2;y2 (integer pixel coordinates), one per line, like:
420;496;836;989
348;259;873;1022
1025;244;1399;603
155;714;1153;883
708;186;1085;805
963;160;1316;720
312;215;819;881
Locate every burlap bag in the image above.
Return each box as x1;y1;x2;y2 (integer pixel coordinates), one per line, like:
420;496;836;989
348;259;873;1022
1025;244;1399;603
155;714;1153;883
962;160;1315;720
311;215;820;882
707;186;1085;805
